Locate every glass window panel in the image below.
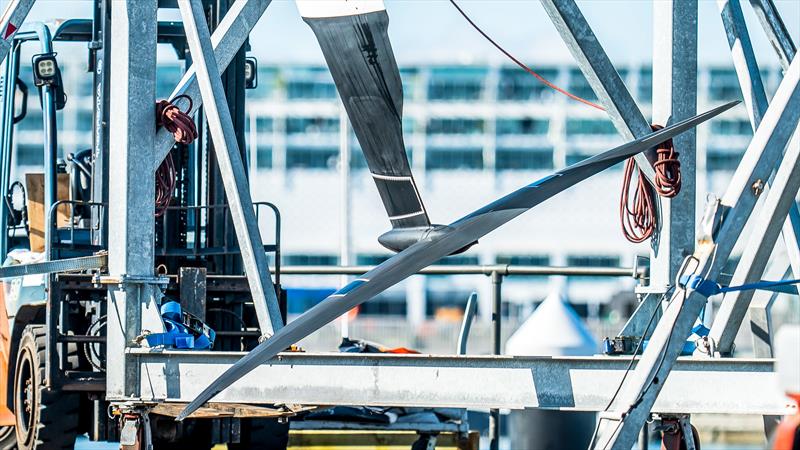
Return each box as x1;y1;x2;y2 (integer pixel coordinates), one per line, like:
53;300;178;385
427;118;484;135
426;147;483;170
496;148;554;171
566;119;616;136
496;254;551;266
497;67;558;101
286;147;338;169
495;118;549;135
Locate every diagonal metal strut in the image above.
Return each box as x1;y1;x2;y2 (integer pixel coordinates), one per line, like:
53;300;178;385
177;0;283;336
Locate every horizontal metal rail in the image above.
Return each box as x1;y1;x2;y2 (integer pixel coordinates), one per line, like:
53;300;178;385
130;350;792;415
0;254;106;279
273;264;643;277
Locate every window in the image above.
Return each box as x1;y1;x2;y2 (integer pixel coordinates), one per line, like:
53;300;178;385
707;148;743;171
435;255;479;265
496;148;554;171
567;68;597;101
286;116;339;135
567;254;621;281
356;254;392;265
708;69;742;101
567;255;621;267
427;118;484;135
283;254;339;266
495;118;549;136
427;67;486;101
285;67;336;100
496;254;551;266
426;147;483;170
247;66;279;99
711;120;752;136
400;67;419;100
256;146;272;169
566;151;596;166
286;147;338;169
566;119;616;136
15;144;43;167
255;117;274;133
497;67;558;101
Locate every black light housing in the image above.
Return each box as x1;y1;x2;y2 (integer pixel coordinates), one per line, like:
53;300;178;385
32;53;60;87
244;57;258;89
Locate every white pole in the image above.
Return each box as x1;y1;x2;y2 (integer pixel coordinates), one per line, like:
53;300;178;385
339;101;352;339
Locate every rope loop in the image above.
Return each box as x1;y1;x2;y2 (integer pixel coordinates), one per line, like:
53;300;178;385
154;95;197;217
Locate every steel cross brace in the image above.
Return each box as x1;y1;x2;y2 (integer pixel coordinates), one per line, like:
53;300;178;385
153;0;272;171
708;0;800;354
539;0;657;185
0;0;35;65
748;0;796;71
177;0;283;336
593;57;800;450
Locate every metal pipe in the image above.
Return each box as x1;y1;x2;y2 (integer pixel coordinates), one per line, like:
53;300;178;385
273;264;642;277
490;270;503;450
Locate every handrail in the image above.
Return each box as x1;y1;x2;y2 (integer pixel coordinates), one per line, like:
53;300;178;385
273;264;644;278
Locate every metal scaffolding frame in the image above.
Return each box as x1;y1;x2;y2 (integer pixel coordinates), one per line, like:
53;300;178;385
0;0;797;448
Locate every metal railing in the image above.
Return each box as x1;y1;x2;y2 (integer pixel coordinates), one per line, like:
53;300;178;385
275;263;645;447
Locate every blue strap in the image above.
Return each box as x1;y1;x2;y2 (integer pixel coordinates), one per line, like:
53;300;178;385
680;274;800;297
144;301;215;349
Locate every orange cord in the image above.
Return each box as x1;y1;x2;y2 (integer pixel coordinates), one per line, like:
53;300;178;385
449;0;605;111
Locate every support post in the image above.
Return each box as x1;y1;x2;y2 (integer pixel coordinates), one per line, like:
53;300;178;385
489;271;503;450
593;58;800;450
105;0;165;400
178;0;283;336
651;0;698;290
339;103;351;338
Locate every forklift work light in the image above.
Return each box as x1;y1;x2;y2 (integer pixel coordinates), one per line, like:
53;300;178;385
32;53;59;86
244;56;258;89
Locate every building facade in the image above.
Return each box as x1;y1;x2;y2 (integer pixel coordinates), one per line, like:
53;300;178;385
11;60;776;327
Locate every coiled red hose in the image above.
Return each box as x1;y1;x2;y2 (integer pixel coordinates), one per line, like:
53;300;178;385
155;95;198;217
620;125;681;243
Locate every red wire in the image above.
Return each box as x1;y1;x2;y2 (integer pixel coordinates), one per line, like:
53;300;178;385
154;95;198;217
449;0;605;111
619;125;682;243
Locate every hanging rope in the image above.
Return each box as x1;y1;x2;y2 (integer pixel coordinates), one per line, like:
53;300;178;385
448;0;605;111
619;125;682;243
155;95;197;217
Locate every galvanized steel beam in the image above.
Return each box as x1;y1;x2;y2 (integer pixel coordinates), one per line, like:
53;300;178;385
593;57;800;450
130;350;791;415
539;0;657;185
178;0;283;336
106;0;166;400
153;0;272;170
748;0;796;71
651;0;698;290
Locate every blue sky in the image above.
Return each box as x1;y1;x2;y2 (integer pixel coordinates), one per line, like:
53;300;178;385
24;0;800;67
